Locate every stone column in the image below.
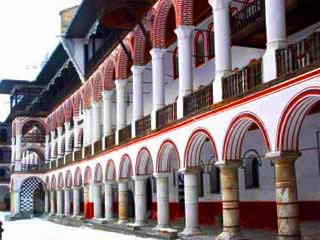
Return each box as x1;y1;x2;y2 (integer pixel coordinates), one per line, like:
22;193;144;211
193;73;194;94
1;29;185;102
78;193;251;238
266;152;301;240
64;188;71;216
50;190;56;215
102;90;114;137
73;187;81;217
57;189;64;215
118;181;129;224
180;168;201;235
115;79;128;131
45;190;50;213
73;116;81;151
13;190;20;215
154;173;170;229
133;176;148;226
104;181;114;221
263;0;287;82
216;161;244;240
175;25;194;119
150;48;166;130
45;135;50;161
15;134;22;170
92;101;102;143
209;0;232;103
93;183;102;219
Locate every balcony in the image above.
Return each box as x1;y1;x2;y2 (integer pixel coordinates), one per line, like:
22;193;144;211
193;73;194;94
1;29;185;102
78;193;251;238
156;103;177;129
94;139;103;154
104;133;115;150
183;84;213;117
222;59;262;99
276;32;320;78
119;125;132;144
135;115;151;138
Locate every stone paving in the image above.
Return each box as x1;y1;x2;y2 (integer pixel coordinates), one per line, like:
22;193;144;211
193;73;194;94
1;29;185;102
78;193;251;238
48;215;320;240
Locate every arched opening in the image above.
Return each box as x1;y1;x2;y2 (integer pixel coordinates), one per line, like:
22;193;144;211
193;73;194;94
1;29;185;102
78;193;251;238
194;31;205;67
242;150;261;189
21;120;46;144
20;177;45;215
173;47;179;80
105;160;117;218
207;23;215;60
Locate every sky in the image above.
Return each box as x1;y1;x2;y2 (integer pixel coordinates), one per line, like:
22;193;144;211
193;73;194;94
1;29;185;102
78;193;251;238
0;0;82;121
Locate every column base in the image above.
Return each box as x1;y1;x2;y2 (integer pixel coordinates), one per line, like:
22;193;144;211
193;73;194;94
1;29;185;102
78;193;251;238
73;215;85;221
118;219;128;224
92;218;107;224
133;221;147;227
277;236;301;240
153;224;171;231
179;226;202;236
215;231;248;240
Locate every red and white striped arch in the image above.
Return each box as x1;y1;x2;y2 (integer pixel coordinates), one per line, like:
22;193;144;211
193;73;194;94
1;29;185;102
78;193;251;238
119;154;133;180
105;159;116;181
84;166;92;186
65;170;73;188
156;139;180;173
276;87;320;152
223;112;271;161
74;167;82;187
135;147;153;176
94;163;103;183
184;128;218;168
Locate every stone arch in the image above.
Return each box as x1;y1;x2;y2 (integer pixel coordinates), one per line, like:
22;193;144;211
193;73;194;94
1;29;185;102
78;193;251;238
276;87;320;151
132;26;149;65
94;163;103;183
51;175;57;190
73;91;83;117
135;147;154;176
74;167;83;187
58;172;64;189
20;118;47;137
103;58;116;90
56;107;65;127
119;154;133;180
115;45;133;80
157;139;180;173
92;73;103;102
64;99;73;122
105;159;116;181
65;170;73;188
84;166;92;185
83;81;93;110
184;128;218;168
20;177;45;213
223;112;271;161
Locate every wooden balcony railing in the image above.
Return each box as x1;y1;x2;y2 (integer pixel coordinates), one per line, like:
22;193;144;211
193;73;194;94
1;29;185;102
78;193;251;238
276;32;320;78
84;145;92;158
135;115;151;138
50;160;57;170
57;157;64;168
183;84;213;117
119;125;132;144
105;133;115;150
20;163;49;173
65;152;73;164
231;0;264;35
94;139;103;154
222;59;262;99
74;149;82;161
156;103;177;129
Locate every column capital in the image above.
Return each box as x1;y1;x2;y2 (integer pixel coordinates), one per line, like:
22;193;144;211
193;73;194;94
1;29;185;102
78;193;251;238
132;175;149;181
118;179;129;184
102;90;114;100
105;180;116;185
131;65;146;75
150;48;167;59
63;187;71;191
174;25;194;41
92;101;102;108
208;0;232;11
215;160;242;169
73;186;82;190
94;182;103;187
265;151;301;162
179;166;200;174
115;79;128;89
153;172;170;178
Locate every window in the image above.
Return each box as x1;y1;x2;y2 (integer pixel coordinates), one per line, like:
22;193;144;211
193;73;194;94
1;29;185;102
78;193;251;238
245;157;260;189
210;166;221;194
173;47;179;80
195;32;205;67
207;23;215;59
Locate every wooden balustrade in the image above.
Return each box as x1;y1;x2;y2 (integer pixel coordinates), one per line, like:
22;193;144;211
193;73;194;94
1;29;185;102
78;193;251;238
156;103;177;129
50;160;57;169
119;125;132;144
276;32;320;78
65;152;73;164
183;84;213;117
105;133;115;150
135;115;151;138
94;139;103;154
231;0;264;35
222;59;262;99
57;157;64;168
74;149;82;161
84;145;92;158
